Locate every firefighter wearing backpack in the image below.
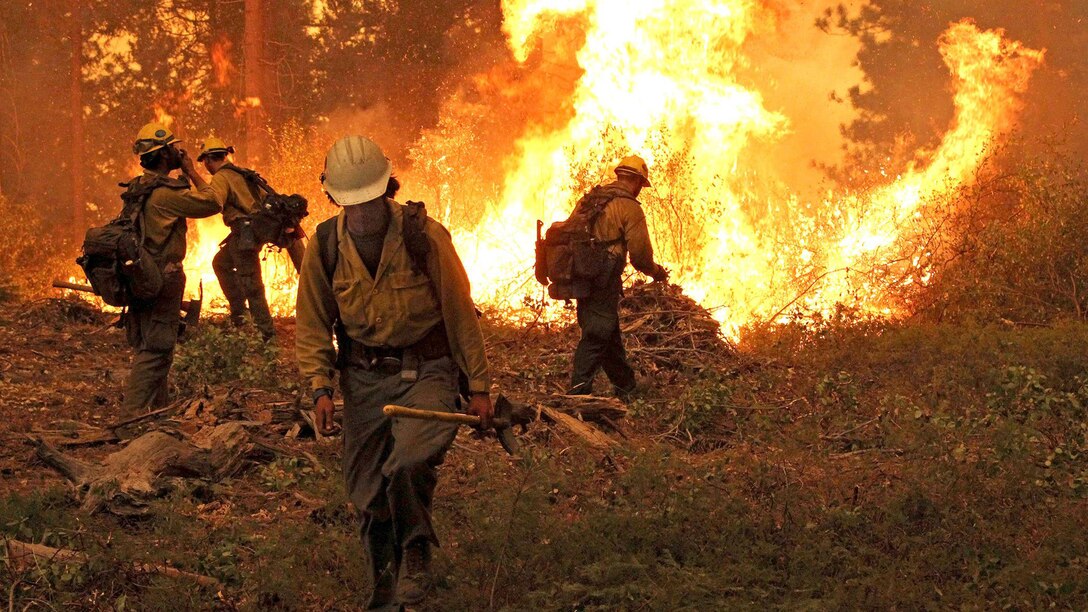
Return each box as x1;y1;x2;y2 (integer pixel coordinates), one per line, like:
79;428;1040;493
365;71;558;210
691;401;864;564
123;122;221;416
198;137;275;340
295;135;492;609
567;155;669;398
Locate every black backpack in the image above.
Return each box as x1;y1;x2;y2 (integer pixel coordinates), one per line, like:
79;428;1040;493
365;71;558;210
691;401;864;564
77;175;182;307
535;185;626;300
220;164;309;248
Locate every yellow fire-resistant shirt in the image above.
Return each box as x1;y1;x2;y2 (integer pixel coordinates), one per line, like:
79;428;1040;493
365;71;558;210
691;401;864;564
138;171;222;264
210;166;263;226
295;201;491;394
592;181;661;277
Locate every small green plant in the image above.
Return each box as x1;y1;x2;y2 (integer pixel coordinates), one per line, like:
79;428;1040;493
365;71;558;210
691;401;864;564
816;371;859;410
196;540;245;586
173;324;280;393
259;457;323;492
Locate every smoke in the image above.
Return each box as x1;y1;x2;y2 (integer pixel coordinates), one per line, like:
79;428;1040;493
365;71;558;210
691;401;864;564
740;0;864;197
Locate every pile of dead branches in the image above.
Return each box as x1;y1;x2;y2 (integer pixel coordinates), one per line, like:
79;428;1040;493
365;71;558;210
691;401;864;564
620;281;735;373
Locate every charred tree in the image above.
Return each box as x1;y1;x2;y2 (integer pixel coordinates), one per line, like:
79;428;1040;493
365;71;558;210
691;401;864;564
0;17;6;196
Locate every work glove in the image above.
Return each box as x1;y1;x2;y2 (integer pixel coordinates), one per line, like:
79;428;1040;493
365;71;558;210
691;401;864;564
651;265;670;283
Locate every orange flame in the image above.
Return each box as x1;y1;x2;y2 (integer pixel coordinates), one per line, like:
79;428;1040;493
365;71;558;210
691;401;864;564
178;8;1045;338
211;37;237;88
152;105;174;128
234;96;263;118
453;4;1044;337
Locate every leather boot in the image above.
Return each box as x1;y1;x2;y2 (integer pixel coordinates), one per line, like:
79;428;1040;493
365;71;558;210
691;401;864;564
397;540;434;605
365;522;399;610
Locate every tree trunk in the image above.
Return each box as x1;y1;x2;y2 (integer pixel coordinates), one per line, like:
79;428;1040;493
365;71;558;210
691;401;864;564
69;0;85;237
0;16;6;198
243;0;266;166
36;422;262;516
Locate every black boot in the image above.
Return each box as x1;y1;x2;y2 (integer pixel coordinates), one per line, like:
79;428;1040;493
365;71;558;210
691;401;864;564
397;540;434;605
365;522;399;611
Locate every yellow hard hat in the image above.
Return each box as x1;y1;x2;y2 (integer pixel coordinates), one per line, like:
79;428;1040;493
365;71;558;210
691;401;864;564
615;154;651;187
197;136;235;161
132;122;180;156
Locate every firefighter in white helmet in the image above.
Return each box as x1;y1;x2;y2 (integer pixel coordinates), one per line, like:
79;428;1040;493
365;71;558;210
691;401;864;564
295;135;492;609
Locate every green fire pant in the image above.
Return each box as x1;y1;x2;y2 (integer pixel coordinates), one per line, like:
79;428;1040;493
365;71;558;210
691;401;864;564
340;354;460;550
121;270;185;415
569;277;636;395
212;234;274;337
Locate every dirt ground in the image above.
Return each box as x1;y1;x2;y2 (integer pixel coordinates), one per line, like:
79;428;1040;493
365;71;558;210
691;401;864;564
3;296;1088;609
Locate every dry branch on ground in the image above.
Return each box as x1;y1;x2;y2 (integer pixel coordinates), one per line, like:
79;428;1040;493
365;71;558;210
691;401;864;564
4;538;222;589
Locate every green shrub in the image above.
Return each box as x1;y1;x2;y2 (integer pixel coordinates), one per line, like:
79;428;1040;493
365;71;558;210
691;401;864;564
172;323;280;393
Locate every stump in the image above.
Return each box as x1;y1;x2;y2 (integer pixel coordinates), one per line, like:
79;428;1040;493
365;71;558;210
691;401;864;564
35;422;261;516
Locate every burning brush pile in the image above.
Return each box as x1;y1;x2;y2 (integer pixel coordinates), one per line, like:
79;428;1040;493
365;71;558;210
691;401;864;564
620;281;736;376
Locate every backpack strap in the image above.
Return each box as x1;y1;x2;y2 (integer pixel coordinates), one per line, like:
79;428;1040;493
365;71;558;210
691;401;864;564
315;216;339;282
577;186;629;246
117;174;188;247
399;201;481;320
402;201;431;276
313;215;348;363
317;202;431;282
118;175;171;221
220;163;278;197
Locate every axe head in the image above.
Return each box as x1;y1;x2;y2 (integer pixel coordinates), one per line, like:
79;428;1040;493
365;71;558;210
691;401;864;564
493;395;520;456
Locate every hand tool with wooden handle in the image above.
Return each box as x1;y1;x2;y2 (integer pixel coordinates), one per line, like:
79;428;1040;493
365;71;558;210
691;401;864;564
383;395;519;455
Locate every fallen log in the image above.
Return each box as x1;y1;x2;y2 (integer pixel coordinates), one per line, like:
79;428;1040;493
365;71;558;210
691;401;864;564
511;392;627;426
32;420;118;447
540;406;618;450
35;422;260;516
4;538;222;589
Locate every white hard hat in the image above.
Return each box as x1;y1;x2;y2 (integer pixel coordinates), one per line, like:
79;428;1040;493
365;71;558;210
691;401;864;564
321;135;392;206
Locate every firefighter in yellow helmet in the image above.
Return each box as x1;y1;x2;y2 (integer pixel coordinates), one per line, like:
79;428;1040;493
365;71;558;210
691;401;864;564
296;135;492;609
198;136;276;340
567;154;668;398
122;122;221;416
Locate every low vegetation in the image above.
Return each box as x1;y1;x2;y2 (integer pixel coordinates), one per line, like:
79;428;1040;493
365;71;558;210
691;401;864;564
4;313;1088;609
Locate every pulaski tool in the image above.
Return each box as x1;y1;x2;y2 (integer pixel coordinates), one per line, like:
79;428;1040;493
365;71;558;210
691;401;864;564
51;279;202;317
382;395;520;455
52;278;203;340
